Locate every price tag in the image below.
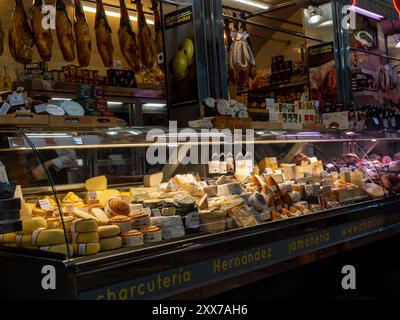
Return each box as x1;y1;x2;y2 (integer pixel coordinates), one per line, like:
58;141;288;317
88;192;98;200
309;157;318;163
0;102;11;115
0;161;8;182
152;208;161;217
14;185;23;200
265;168;274;175
275;169;282;175
208;160;220;174
34;104;47;114
39;199;52;210
66;204;74;213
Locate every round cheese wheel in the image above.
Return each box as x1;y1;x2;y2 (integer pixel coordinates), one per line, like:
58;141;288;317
72;231;99;244
32;229;66;246
72;242;101;256
100;236;122;251
71;219;98;233
0;233;16;244
15;234;33;247
40;244;73;256
98;225;120;239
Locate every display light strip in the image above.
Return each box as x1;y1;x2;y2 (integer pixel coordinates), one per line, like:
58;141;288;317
351;0;385;20
233;0;269;10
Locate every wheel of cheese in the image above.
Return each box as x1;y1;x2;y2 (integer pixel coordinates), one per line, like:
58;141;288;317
40;244;73;256
72;231;99;244
32;229;66;246
98;225;120;239
99;236;122;251
71;219;98;233
72;242;101;256
19;217;47;235
15;234;33;247
0;233;16;244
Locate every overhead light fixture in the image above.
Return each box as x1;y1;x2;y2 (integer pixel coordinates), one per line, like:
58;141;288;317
51;97;72;101
318;20;333;27
143;103;166;108
348;5;384;21
107;101;123;106
82;4;154;25
307;5;323;25
233;0;269;10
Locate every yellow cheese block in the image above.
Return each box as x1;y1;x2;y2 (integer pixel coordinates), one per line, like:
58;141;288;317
71;219;98;233
0;233;16;244
90;208;109;226
40;244;73;256
100;236;122;251
32;208;48;218
73;208;95;220
72;231;99;244
62;192;84;208
15;234;32;247
46;216;74;232
32;229;66;246
23;203;36;216
73;242;101;256
18;217;47;235
85;176;108;191
98;225;120;239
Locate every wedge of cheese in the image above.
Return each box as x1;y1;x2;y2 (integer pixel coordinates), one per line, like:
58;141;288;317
144;172;163;187
85;176;108;191
90;208;109;226
72;208;95;220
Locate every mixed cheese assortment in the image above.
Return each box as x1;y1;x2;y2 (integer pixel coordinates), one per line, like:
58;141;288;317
1;149;399;257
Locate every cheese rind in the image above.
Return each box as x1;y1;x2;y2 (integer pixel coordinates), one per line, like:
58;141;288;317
32;229;66;246
72;242;101;256
71;219;98;233
100;236;122;251
19;217;47;235
98;225;120;239
72;231;99;244
85;176;108;191
0;233;16;244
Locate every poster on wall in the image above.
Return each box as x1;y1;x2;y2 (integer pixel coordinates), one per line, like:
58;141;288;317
164;6;198;108
308;42;338;109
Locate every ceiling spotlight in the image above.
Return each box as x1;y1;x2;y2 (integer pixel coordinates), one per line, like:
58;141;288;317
307;5;323;24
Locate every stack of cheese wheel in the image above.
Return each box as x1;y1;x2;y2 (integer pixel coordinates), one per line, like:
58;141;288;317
71;219;100;256
15;217;47;249
98;225;122;252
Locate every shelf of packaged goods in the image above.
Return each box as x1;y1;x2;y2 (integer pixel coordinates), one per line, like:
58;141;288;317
248;108;268;114
238;81;308;95
25;80;166;102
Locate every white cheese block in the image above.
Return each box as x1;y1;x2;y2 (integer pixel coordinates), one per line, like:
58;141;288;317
144;172;163;187
73;208;95;220
150;216;183;228
90;208;110;226
203;185;218;197
162;226;186;240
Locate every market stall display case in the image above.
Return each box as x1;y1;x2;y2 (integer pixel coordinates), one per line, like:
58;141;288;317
1;127;400;299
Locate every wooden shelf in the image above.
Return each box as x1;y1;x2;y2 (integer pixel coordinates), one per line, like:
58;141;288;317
238;81;308;95
25;80;166;102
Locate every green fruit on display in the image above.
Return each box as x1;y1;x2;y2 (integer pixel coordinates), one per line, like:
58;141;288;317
170;50;188;77
180;38;194;61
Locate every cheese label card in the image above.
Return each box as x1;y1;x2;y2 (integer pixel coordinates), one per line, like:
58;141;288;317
66;205;74;213
0;102;11;114
46;104;65;116
275;169;282;175
208;161;220;174
0;161;8;182
34;104;47;114
8;92;24;106
14;185;23;199
39;199;52;210
88;192;97;200
152;208;162;217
